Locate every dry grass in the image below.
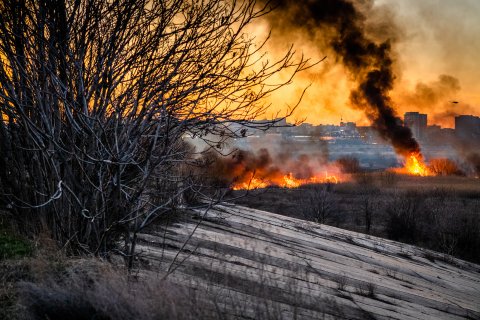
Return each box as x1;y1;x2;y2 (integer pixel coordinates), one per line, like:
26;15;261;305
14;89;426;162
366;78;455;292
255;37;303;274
2;239;344;320
1;252;208;320
18;261;205;320
0;230;203;320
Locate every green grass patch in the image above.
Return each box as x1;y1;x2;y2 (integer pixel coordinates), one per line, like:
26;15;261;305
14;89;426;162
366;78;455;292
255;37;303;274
0;231;32;260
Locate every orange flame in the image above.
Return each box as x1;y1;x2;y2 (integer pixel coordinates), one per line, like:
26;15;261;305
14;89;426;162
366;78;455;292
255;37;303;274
232;171;340;190
232;177;268;190
403;152;431;176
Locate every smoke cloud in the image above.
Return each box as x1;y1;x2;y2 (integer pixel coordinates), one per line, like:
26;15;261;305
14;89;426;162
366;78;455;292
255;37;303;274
263;0;419;157
395;75;477;128
204;145;340;187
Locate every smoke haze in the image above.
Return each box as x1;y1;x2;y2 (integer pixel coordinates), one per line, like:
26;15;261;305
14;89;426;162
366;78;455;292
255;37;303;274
258;0;480;128
261;0;419;157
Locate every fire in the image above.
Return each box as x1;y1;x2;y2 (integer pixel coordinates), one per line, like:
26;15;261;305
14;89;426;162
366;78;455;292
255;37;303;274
403;152;431;176
232;171;340;190
232;177;268;190
282;173;301;188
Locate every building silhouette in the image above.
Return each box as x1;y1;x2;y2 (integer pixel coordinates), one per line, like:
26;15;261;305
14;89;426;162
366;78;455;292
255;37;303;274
404;112;427;140
455;115;480;141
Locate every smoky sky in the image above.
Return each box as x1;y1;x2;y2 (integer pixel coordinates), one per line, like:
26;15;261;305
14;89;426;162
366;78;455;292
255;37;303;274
262;0;420;157
395;74;478;127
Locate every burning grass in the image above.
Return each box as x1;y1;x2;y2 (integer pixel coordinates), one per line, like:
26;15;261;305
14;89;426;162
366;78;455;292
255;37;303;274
231;171;340;190
229;152;468;191
402;152;431;176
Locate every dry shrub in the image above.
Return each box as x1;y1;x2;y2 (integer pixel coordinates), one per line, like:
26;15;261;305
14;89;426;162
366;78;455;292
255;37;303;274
385;191;424;243
379;171;399;187
336;156;361;174
353;172;375;186
17;259;204;320
354;281;376;298
302;185;335;224
428;158;463;176
335;274;349;291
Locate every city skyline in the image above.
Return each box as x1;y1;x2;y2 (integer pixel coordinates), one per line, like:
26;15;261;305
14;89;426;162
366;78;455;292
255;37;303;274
283;111;480;130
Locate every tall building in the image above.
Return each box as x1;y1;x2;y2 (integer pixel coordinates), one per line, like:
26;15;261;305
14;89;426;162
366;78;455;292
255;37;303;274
455;115;480;141
404;112;427;140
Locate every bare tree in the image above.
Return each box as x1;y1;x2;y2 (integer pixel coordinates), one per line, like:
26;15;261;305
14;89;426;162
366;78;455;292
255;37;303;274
302;185;334;224
0;0;310;261
385;191;424;243
360;193;376;235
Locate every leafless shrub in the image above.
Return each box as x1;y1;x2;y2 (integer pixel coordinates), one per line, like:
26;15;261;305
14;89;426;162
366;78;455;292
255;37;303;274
18;260;206;320
302;185;335;224
355;281;376;298
353;172;375;186
423;251;436;263
0;0;309;261
335;274;349;291
379;171;399;187
359;190;377;234
384;268;397;279
336;156;361;174
422;197;480;261
428;158;463;176
385;191;424;243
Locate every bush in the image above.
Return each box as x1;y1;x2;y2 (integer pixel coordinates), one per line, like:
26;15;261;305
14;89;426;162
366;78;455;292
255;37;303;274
0;231;31;260
385;191;424;243
18;260;206;320
302;185;335;224
428;158;463;176
379;171;399;187
353;172;375;186
355;282;376;298
336;156;361;174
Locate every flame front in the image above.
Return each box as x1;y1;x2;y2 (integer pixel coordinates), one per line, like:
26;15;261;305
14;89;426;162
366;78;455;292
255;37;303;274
232;177;268;190
230;152;438;191
232;171;340;190
404;152;431;176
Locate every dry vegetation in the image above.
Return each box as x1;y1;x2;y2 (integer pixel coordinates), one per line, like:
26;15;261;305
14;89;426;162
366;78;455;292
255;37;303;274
1;236;346;320
0;0;308;264
0;0;311;317
231;174;480;263
0;252;208;319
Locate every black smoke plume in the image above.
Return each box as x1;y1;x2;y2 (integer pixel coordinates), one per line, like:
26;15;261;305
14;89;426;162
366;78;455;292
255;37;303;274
265;0;419;157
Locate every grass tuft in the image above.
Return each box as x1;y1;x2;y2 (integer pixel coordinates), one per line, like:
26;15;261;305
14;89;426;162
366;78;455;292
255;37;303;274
0;231;32;260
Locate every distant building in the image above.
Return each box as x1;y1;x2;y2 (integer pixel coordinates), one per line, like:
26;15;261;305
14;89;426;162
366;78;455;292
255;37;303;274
404;112;427;140
344;122;356;131
425;125;456;146
455;115;480;141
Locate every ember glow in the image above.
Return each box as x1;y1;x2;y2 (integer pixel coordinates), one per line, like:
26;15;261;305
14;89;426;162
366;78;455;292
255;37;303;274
232;171;340;190
405;153;431;176
389;152;432;177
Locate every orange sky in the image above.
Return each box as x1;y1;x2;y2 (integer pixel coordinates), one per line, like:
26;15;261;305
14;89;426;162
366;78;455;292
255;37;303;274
257;0;480;128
